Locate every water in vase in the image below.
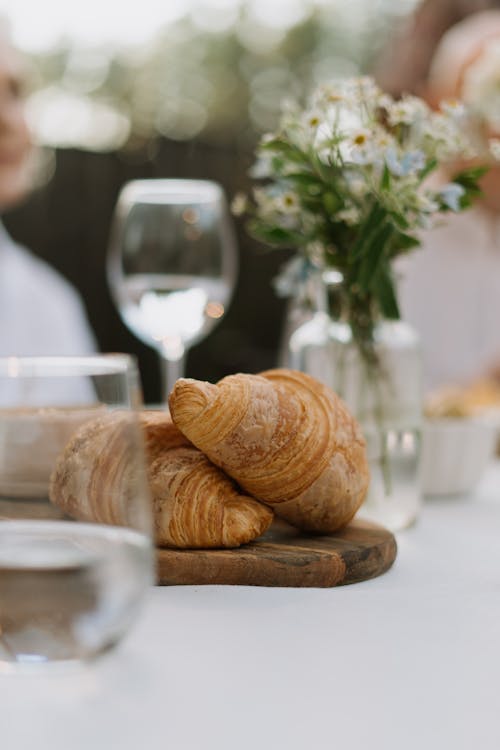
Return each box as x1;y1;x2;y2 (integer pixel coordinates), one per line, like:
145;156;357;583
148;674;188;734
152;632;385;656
289;313;422;531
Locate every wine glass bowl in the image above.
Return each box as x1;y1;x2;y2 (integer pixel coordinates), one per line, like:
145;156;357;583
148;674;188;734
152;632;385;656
107;179;238;401
0;355;154;668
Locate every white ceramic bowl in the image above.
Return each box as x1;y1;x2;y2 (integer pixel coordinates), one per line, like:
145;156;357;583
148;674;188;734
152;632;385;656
421;416;497;496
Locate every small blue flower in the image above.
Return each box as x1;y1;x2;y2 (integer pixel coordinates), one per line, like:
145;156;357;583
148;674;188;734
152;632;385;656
438;183;465;212
385;148;426;177
249;154;273;179
273;256;310;298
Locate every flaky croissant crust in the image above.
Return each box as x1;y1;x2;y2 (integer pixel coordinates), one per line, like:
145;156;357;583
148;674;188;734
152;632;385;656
49;410;272;549
49;411;150;530
141;412;272;548
169;369;370;532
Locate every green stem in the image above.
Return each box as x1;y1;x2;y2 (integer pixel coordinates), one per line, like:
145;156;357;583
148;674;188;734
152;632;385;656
325;277;393;498
362;352;393;498
346;293;393;498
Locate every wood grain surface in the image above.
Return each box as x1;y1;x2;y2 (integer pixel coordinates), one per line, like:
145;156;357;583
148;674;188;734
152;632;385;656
156;517;397;588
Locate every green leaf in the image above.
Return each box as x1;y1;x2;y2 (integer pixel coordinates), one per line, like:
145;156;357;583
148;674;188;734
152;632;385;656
393;231;421;252
284;174;325;203
380;164;391;191
357;222;394;290
284;173;323;188
248;222;305;248
301;196;327;212
260;138;308;165
452;165;489;185
310;152;339;183
349;202;387;262
418;157;438;182
323;192;341;214
373;266;400;319
389;210;410;230
459;189;483;210
270;156;287;173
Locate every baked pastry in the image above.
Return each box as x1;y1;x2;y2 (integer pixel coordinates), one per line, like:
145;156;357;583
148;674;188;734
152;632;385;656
142;412;272;548
0;405;106;498
425;378;500;418
169;369;369;532
49;410;273;549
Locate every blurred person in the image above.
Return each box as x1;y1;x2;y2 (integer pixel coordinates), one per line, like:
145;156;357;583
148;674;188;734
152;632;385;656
376;4;500;393
0;22;96;358
375;0;500;100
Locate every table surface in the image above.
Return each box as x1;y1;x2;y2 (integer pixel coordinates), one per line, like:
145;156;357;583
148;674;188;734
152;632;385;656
3;463;500;750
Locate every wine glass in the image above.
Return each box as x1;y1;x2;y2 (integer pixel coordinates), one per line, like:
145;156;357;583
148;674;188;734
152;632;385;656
0;355;154;668
107;179;238;402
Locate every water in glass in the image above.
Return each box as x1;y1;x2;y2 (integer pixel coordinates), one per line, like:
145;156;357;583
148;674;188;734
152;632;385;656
107;179;238;400
0;355;154;668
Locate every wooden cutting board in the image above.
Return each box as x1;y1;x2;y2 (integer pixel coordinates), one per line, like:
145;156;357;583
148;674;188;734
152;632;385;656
156;518;397;587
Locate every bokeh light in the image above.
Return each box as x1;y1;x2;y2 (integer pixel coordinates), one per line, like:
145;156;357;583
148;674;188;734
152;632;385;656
3;0;420;150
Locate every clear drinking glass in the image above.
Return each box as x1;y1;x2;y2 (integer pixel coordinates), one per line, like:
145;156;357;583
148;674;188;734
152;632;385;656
107;179;238;403
0;355;154;669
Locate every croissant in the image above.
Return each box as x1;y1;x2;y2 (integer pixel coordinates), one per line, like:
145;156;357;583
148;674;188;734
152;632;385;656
49;410;273;549
169;369;370;533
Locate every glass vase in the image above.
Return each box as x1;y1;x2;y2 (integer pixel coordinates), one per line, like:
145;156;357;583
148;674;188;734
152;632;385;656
287;275;423;531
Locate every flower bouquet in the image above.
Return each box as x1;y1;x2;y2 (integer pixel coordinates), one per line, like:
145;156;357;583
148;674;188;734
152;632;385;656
233;76;496;529
233;76;495;363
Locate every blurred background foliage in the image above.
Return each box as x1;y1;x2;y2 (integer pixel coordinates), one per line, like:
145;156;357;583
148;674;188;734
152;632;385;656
23;0;419;154
5;0;421;401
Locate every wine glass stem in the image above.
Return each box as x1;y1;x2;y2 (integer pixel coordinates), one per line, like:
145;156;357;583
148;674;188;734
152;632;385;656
161;353;186;405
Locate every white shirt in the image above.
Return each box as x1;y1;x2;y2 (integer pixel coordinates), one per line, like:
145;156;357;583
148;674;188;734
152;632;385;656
397;207;500;392
0;224;97;405
0;223;96;357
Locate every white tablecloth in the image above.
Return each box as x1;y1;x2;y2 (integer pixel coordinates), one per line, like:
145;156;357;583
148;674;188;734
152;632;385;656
3;464;500;750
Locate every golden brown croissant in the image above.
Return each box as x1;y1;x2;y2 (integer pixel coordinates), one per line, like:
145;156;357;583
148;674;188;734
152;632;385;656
49;410;273;549
169;369;369;533
0;405;106;499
